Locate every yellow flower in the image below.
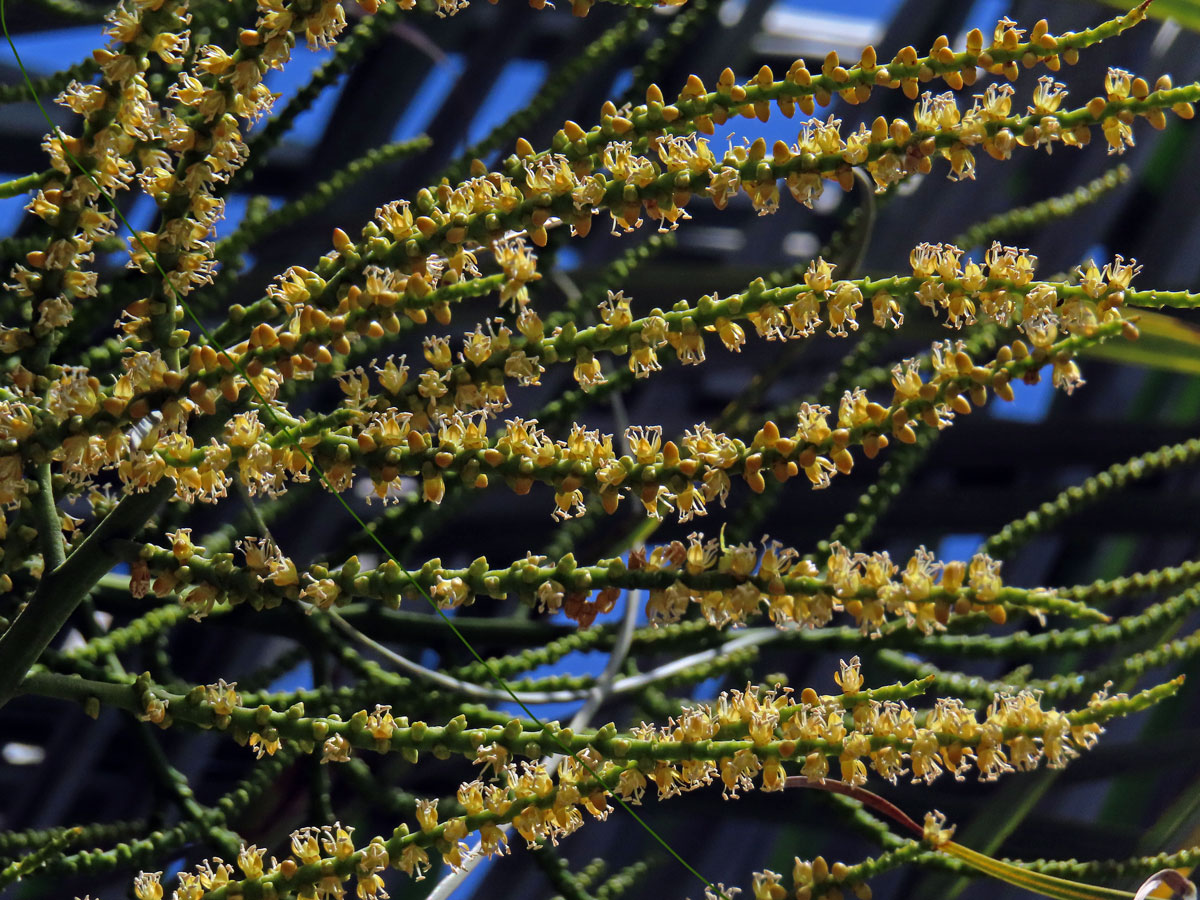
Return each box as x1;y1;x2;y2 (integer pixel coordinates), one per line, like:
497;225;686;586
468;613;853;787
249;731;280;758
415;798;439;831
133;871;163;900
237;844;267;879
834;656;864;694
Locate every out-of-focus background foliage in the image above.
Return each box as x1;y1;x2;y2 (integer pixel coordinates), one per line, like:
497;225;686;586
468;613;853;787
3;0;1200;897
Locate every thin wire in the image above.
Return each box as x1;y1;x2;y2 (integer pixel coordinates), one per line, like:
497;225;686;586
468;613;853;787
325;602;776;703
0;8;729;896
575;586;643;722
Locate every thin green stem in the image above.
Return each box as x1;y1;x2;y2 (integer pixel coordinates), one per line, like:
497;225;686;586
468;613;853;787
0;170;51;199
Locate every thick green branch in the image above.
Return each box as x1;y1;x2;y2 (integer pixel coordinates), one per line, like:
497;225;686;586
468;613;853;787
0;480;173;710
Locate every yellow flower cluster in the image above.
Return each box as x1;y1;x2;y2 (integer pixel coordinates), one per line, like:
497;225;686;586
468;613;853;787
134;823;390;900
906;240;1138;348
6;223;1134;473
274;10;1183;345
3;0;191;353
119;0;387;351
343;237;1136;433
532;8;1152;168
625;667;1102;796
122;662;1166;900
0;3;1177;485
125;672;1142;900
640;537;1016;632
322;64;1191;295
133;858;236;900
0;296;1112;525
137;525;1092;632
1;10;1170;519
